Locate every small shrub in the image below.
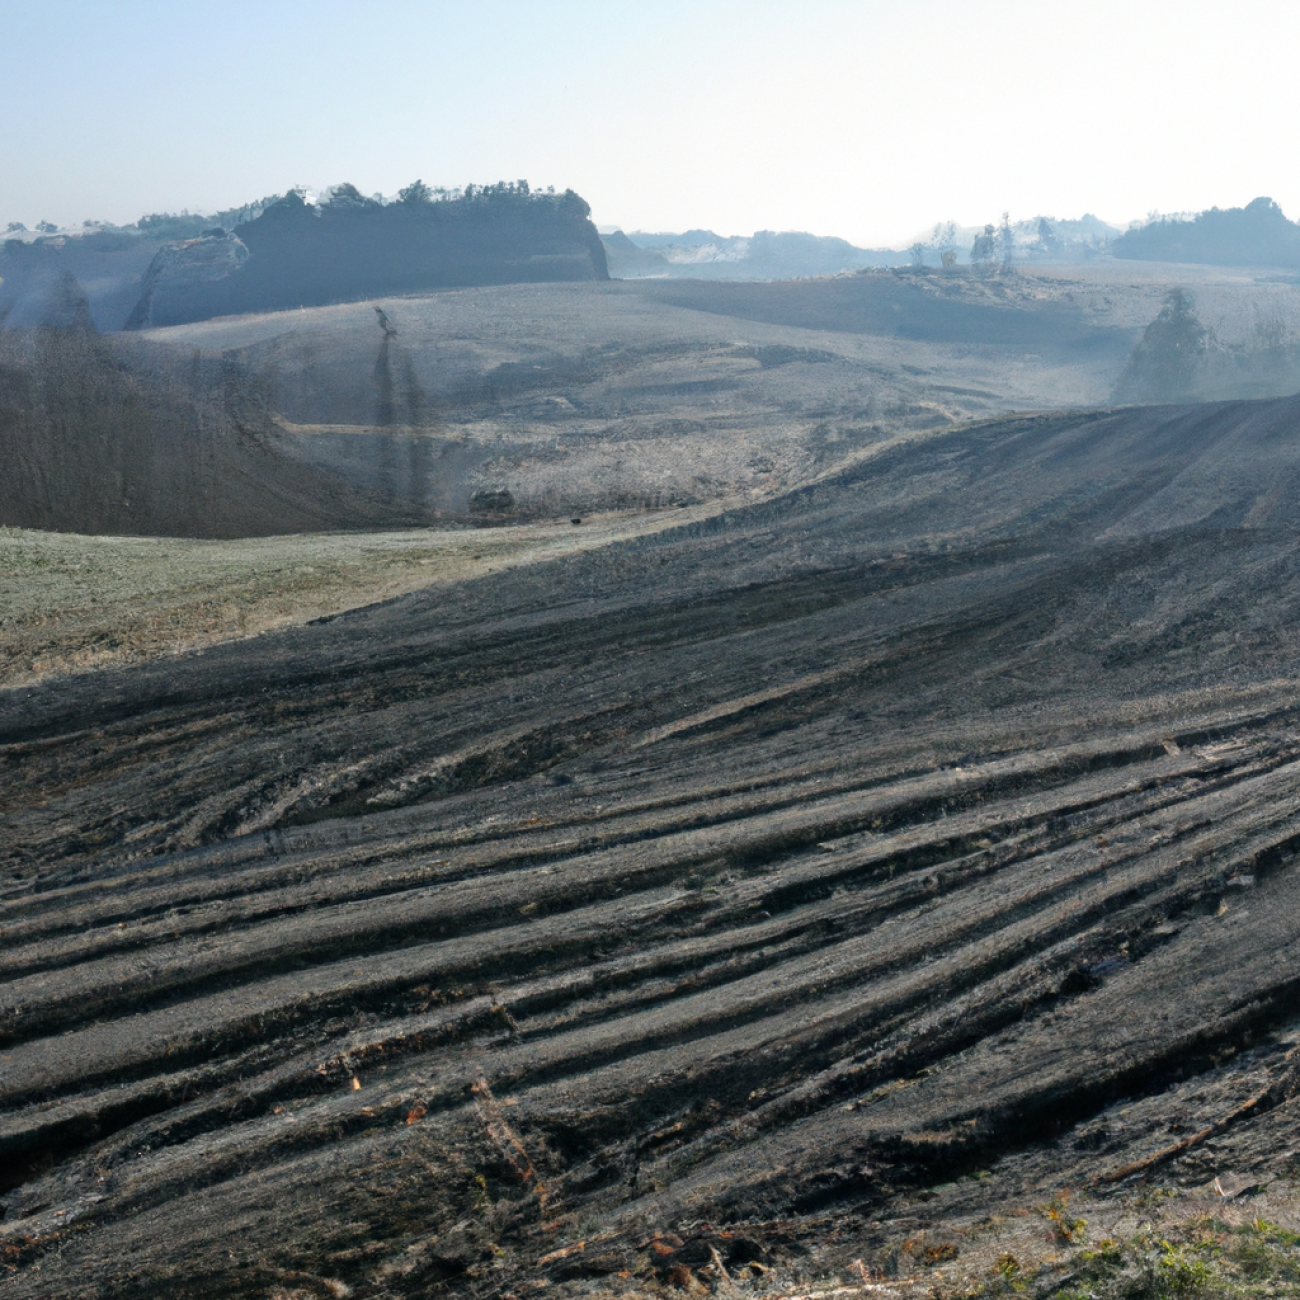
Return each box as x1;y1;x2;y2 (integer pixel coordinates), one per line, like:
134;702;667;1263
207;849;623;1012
1080;1237;1123;1266
1227;1218;1300;1282
1039;1194;1088;1245
1154;1240;1215;1298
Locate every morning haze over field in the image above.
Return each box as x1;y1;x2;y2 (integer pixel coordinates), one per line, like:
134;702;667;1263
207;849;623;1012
5;3;1300;1298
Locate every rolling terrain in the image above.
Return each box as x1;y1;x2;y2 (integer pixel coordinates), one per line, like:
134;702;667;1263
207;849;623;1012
142;265;1300;526
4;395;1300;1298
9;262;1300;545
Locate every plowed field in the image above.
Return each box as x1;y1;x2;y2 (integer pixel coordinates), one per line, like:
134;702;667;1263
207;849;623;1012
4;399;1300;1298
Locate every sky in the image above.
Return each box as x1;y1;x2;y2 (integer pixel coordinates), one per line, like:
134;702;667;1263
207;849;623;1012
1;0;1296;248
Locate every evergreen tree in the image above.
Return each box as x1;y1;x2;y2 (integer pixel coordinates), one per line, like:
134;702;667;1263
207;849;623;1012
1113;288;1207;402
970;223;997;271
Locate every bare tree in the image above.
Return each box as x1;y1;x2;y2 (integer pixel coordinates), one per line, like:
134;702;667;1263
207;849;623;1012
998;212;1015;272
929;220;960;268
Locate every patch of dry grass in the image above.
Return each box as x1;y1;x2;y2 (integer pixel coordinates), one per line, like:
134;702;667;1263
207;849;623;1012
0;504;723;689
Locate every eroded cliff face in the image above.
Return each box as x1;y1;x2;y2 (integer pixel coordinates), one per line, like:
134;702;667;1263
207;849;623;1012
123;230;250;330
125;187;610;328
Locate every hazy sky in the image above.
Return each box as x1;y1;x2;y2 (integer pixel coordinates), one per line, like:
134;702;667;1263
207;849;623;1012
2;0;1295;246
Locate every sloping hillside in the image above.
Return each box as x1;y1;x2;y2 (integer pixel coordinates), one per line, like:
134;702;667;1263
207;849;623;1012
10;263;1300;542
4;397;1300;1297
0;320;428;537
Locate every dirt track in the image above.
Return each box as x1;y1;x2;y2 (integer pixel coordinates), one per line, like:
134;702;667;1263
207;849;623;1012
4;399;1300;1297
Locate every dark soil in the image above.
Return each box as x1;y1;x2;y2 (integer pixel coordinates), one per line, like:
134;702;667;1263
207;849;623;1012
4;398;1300;1297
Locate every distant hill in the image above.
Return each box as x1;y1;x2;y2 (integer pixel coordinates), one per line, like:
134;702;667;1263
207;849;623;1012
901;215;1121;267
1112;197;1300;268
602;228;901;280
2;182;609;333
602;216;1129;280
127;183;608;328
